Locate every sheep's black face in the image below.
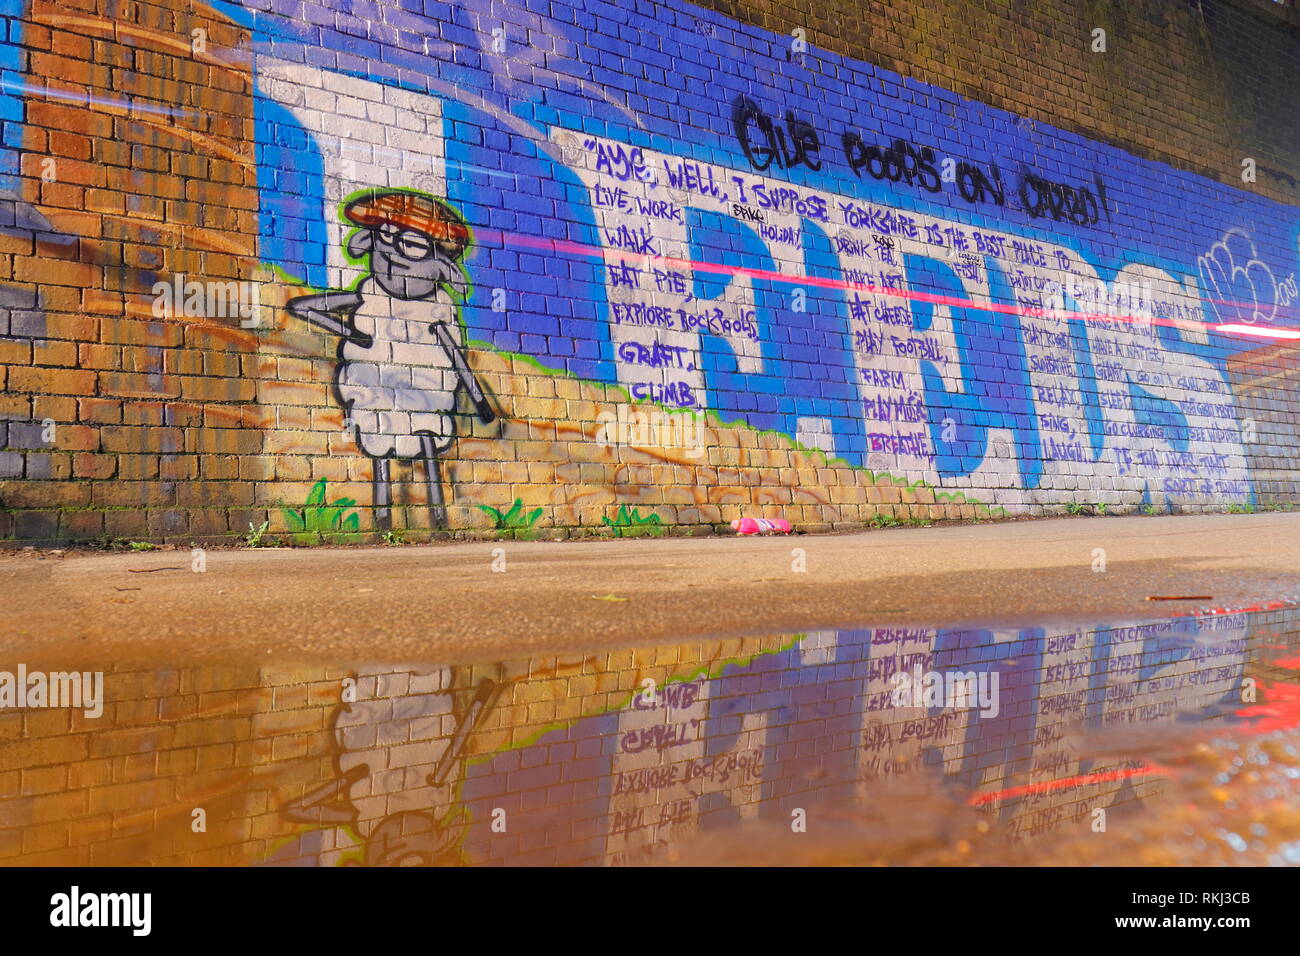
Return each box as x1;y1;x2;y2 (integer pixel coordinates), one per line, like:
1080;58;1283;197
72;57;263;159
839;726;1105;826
362;224;465;301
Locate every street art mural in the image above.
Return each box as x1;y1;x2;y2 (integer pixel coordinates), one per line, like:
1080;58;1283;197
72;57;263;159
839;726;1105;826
0;0;1298;538
286;189;496;528
5;603;1297;865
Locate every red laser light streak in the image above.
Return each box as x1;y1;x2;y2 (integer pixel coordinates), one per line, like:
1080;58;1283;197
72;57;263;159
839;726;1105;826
968;763;1166;806
474;227;1299;344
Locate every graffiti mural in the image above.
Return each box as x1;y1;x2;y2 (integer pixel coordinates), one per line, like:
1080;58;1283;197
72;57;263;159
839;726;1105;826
287;190;496;528
0;0;1298;540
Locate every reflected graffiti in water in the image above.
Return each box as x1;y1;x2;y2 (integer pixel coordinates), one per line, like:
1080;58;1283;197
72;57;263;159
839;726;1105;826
2;607;1299;866
278;668;501;866
259;606;1295;866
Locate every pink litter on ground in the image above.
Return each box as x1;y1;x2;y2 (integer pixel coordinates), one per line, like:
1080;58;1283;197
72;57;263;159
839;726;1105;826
731;517;792;535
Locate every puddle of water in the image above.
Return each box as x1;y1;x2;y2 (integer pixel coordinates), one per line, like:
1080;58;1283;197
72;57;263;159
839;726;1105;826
1;605;1299;866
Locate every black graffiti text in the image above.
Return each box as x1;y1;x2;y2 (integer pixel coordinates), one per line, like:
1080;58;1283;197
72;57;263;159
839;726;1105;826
842;130;941;193
732;94;822;172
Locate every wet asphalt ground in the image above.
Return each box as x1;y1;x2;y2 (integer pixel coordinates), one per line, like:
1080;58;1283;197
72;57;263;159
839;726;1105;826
2;512;1298;667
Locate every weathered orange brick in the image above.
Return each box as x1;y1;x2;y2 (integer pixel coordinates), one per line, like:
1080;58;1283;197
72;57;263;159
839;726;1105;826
7;366;96;396
78;397;122;424
75;447;118;478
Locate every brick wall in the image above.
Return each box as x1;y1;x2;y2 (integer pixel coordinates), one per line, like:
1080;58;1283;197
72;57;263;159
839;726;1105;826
0;608;1287;865
0;0;1297;544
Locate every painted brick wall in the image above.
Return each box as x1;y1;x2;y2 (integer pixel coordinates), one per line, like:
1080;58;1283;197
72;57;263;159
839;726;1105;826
0;0;1297;544
0;609;1286;865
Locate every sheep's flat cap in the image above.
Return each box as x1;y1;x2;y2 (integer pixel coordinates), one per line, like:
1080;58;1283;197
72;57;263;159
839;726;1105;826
343;190;470;257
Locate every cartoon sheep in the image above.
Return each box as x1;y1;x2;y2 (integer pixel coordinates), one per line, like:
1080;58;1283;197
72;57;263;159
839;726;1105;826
287;189;495;529
279;667;500;867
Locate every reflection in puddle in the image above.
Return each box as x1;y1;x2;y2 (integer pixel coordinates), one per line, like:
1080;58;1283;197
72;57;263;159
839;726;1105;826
3;606;1300;865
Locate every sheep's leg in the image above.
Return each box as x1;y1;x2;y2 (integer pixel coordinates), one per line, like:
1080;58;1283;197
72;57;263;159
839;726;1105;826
420;436;447;529
372;456;392;531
